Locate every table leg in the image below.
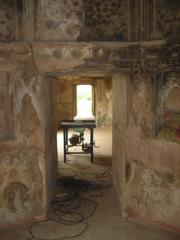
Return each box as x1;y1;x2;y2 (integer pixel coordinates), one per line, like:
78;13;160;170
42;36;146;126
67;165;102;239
63;128;67;163
90;128;94;163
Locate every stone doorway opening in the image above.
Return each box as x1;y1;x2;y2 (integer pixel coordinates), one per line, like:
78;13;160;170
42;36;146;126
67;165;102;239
45;70;129;225
56;74;113;181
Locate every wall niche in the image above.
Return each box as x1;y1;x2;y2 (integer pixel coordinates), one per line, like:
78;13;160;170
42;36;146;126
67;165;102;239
156;72;180;144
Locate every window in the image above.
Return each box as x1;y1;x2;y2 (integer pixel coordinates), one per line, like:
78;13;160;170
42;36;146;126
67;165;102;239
74;84;95;120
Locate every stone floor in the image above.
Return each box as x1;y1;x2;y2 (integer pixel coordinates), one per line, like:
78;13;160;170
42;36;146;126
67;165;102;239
0;162;179;240
0;128;179;240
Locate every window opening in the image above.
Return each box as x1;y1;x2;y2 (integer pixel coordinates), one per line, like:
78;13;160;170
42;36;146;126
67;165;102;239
74;84;95;120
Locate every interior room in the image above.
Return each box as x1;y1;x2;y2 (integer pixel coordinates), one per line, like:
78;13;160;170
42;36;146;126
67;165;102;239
0;1;180;240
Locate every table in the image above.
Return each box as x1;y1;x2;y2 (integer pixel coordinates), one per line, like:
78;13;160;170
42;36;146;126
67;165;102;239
60;120;96;163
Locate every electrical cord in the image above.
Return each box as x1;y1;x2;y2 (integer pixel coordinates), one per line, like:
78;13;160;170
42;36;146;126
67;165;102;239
29;174;111;240
29;195;90;240
29;219;88;240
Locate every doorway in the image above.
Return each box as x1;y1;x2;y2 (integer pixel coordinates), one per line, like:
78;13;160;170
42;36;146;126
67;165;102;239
56;76;113;176
43;71;130;239
47;72;129;219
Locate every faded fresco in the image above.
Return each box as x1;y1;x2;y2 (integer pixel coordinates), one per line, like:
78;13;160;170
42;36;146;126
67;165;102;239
83;0;128;41
0;72;14;140
156;72;180;144
156;0;180;39
36;0;85;41
0;0;16;41
0;0;179;231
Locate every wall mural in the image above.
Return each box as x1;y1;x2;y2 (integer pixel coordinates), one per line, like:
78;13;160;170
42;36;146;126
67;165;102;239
0;72;14;141
1;0;179;42
36;0;85;41
0;0;16;41
132;67;154;137
128;0;180;41
83;0;128;41
156;0;180;39
156;72;180;144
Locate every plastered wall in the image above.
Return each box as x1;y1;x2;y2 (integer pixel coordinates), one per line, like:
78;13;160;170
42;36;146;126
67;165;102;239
113;70;180;230
0;0;179;232
0;0;16;41
0;41;179;230
0;59;47;225
1;0;179;42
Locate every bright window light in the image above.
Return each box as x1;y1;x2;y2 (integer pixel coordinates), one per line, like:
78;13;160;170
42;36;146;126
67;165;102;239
74;85;95;120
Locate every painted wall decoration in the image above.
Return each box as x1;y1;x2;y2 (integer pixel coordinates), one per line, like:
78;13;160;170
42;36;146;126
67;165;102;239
131;67;154;137
156;72;180;144
0;62;46;225
95;78;112;127
0;0;16;41
36;0;85;41
156;0;180;39
128;0;180;41
35;0;129;41
0;72;14;140
129;0;156;41
83;0;128;41
1;0;179;42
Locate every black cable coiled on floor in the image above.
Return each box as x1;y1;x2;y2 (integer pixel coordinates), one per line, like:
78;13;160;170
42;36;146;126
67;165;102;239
29;175;111;240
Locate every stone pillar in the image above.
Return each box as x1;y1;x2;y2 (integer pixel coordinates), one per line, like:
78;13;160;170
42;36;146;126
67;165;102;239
112;72;130;215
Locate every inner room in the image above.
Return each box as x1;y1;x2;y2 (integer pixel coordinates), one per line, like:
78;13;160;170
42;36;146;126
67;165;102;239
56;75;112;184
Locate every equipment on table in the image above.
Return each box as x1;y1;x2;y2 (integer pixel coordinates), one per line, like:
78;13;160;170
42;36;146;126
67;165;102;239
60;120;96;163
